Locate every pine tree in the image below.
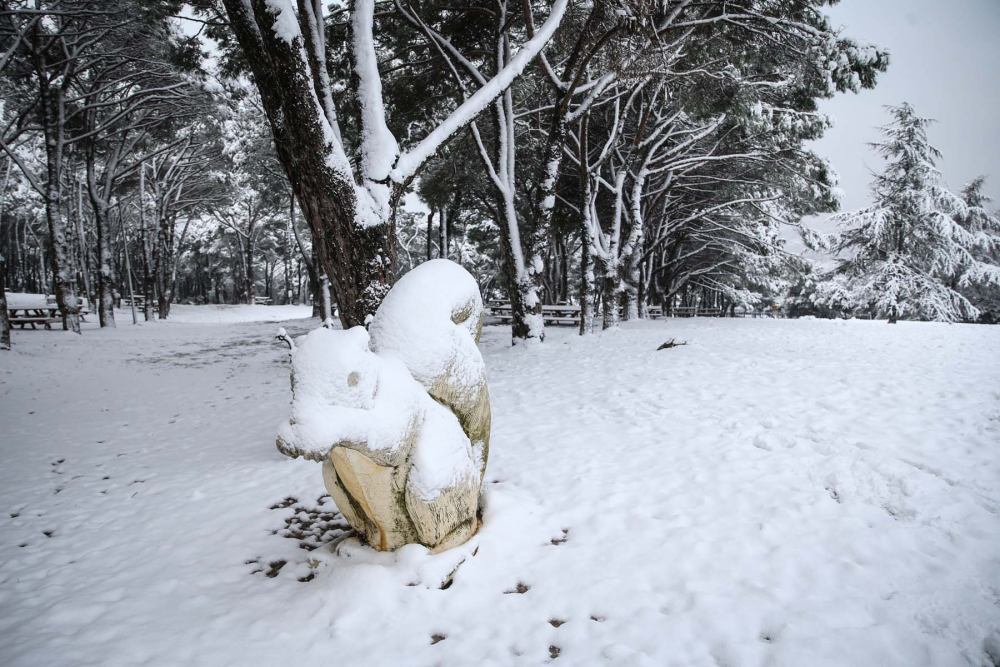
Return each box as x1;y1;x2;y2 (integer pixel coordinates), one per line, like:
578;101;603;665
824;103;1000;323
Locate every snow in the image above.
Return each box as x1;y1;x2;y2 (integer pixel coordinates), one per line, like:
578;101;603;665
350;0;399;183
275;261;486;495
4;295;311;324
263;0;299;46
276;326;421;465
406;402;477;502
368;259;485;397
1;316;999;666
388;0;569;183
276;287;481;499
5;292;50;308
160;304;312;324
5;292;89;310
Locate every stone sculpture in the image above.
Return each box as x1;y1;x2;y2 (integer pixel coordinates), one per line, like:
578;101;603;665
276;259;490;552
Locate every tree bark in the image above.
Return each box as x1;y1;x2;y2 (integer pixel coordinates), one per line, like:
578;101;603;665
245;237;255;304
439;207;448;260
426;210;434;262
92;202;116;327
156;215;172;318
75;179;94;312
40;80;81;333
579;233;594;335
84;151;116;328
0;253;10;350
221;0;394;328
600;259;621;330
284;196;294;303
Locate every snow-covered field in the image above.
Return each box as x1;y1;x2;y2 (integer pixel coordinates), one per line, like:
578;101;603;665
1;312;999;666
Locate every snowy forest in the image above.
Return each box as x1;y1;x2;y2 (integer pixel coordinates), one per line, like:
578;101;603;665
2;2;1000;666
2;0;996;346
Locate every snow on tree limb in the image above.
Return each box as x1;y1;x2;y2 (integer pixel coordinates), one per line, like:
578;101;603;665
388;0;568;183
351;0;399;183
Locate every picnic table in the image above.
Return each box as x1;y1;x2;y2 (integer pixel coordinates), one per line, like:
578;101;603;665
253;296;273;306
7;295;90;329
488;302;664;325
7;306;61;329
122;295;157;311
671;306;723;318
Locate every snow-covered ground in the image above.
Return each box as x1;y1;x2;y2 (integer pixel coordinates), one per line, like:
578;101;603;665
1;312;998;667
158;303;312;324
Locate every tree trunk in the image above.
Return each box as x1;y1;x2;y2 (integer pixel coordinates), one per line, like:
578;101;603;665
310;246;322;318
92;202;116;328
0;253;10;350
221;0;395;328
426;210;434;262
284;197;294;304
529;117;564;308
438;207;446;259
579;234;594;335
140;228;154;321
497;189;539;342
489;82;542;344
138;167;155;321
559;234;569;303
319;273;333;323
621;251;641;321
601;259;621;330
40;83;81;333
156;217;172;319
245;239;255;304
75;179;94;312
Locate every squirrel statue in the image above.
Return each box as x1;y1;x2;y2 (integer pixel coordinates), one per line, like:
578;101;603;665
276;259;491;552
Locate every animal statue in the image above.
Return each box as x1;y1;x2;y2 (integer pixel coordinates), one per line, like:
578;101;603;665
276;260;490;552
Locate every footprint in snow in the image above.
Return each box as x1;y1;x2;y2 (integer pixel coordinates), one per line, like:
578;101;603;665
504;583;530;594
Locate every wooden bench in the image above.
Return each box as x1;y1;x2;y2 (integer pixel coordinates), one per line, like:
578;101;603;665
253;296;273;306
492;303;583;327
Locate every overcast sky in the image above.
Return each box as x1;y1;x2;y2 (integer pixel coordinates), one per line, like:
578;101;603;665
803;0;1000;239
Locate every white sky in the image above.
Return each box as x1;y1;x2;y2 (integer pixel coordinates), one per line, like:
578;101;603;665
803;0;1000;240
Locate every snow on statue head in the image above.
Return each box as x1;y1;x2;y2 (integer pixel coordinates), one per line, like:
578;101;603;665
277;260;490;553
288;326;379;409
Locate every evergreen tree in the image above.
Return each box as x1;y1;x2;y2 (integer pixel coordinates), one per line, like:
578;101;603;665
823;103;1000;323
